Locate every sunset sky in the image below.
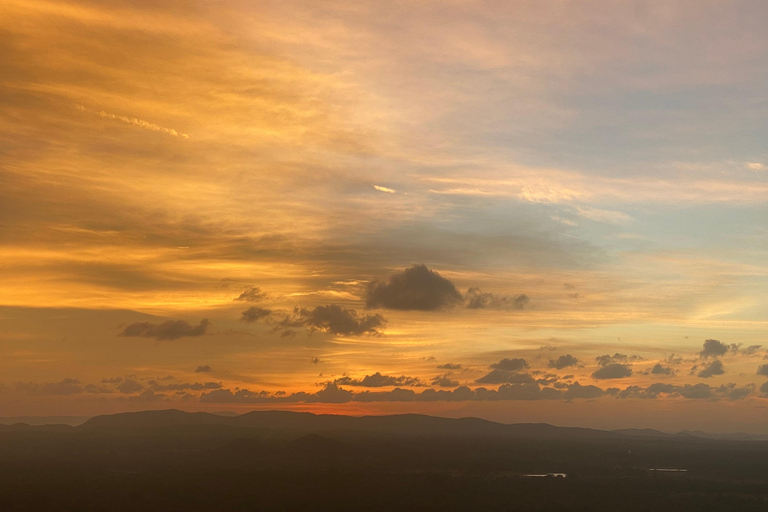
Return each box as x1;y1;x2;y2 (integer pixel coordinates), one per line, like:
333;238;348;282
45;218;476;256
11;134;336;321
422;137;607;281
1;0;767;432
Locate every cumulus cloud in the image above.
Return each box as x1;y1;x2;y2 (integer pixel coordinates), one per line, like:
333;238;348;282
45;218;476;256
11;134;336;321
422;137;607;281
464;288;529;310
431;374;460;387
757;364;768;377
235;286;267;302
240;307;272;323
289;305;386;336
333;372;424;387
365;264;463;311
650;363;675;376
592;363;632;380
595;353;643;366
16;378;113;395
699;339;730;359
717;383;755;400
148;381;221;392
200;377;759;404
490;358;529;371
195;365;212;373
119;319;210;340
698;360;725;378
201;381;604;404
117;379;143;394
548;354;579;370
437;363;462;370
476;370;536;385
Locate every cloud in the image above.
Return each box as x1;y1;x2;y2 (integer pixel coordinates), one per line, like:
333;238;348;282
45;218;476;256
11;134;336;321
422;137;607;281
75;104;190;139
200;378;757;404
240;307;272;323
431;374;459;387
373;185;396;193
148;381;221;392
757;364;768;377
595;353;643;366
677;383;714;399
475;370;536;385
365;264;463;311
717;383;755;401
119;319;210;340
761;381;768;398
490;358;529;371
195;365;212;373
288;305;386;336
437;363;461;370
235;286;267;302
117;379;143;394
698;360;725;378
574;205;633;226
650;363;675;376
745;162;766;171
699;339;730;359
548;354;579;370
464;288;529;310
17;378;82;395
333;372;424;387
592;363;632;380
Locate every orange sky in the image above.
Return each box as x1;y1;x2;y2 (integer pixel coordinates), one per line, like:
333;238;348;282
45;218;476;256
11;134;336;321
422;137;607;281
1;0;767;432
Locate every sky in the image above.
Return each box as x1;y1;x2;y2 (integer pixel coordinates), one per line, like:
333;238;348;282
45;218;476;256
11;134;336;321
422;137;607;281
1;0;767;432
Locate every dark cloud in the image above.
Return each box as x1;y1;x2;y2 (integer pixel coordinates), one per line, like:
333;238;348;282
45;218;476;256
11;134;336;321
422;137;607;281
699;339;729;359
757;364;768;377
464;288;529;310
563;382;606;399
717;383;755;400
240;307;272;323
333;372;423;387
592;364;632;380
476;370;536;385
195;365;212;373
548;354;579;370
677;383;714;399
431;374;459;387
16;378;82;395
761;381;768;398
101;376;123;384
595;353;643;367
490;358;529;371
365;264;463;311
437;363;461;370
148;381;221;392
698;360;725;378
290;305;386;336
15;378;113;395
200;378;758;404
119;319;210;340
235;286;267;302
117;379;143;394
650;363;675;376
202;380;604;404
82;384;113;394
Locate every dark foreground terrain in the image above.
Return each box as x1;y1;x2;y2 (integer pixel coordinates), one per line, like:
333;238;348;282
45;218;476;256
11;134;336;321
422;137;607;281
1;410;767;511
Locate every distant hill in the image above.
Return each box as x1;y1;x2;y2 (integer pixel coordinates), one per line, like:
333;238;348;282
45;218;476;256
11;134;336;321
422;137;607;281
77;409;621;440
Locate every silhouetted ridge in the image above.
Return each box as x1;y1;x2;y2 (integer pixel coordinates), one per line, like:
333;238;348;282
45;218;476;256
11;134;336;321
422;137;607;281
77;409;620;439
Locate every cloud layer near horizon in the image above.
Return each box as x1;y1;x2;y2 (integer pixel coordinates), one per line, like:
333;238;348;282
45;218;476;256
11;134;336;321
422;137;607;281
0;1;766;430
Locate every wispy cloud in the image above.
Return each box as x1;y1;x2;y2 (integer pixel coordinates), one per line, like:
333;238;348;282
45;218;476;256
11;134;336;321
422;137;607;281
76;104;190;139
